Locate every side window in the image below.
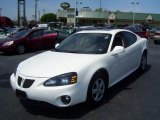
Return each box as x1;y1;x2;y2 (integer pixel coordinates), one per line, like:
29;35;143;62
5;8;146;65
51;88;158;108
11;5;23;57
43;30;56;35
111;32;124;51
30;30;43;38
123;31;137;47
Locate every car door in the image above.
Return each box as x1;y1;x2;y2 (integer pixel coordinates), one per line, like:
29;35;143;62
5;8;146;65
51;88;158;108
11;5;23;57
26;30;43;50
123;31;141;71
42;30;57;48
109;32;129;85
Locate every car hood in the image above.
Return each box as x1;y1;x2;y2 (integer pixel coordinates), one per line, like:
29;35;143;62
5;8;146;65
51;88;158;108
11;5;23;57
17;51;100;78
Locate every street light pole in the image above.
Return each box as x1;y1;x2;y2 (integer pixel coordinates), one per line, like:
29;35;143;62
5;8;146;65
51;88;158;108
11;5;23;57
131;2;139;26
0;8;2;16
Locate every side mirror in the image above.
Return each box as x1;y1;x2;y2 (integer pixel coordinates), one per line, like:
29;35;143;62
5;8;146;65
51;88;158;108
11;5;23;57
112;46;125;55
55;43;60;48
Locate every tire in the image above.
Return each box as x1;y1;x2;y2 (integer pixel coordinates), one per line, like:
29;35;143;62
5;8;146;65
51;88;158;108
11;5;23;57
16;44;25;54
87;73;108;105
139;52;147;72
154;40;157;44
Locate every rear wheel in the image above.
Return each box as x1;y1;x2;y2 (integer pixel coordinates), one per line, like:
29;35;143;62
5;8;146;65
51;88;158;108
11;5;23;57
139;52;147;72
16;44;25;54
87;73;108;105
154;40;157;44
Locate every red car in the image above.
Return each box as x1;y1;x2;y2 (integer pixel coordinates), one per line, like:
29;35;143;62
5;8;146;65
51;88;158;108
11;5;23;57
0;29;58;54
125;26;149;39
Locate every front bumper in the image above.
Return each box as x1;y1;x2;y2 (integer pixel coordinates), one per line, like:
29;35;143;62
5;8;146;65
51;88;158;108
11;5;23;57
0;45;15;53
10;73;86;107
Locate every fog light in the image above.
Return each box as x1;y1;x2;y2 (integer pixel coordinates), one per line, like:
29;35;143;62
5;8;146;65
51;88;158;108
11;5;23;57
61;95;71;105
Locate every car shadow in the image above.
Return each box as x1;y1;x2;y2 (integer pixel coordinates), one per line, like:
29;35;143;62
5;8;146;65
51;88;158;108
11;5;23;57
0;50;45;56
24;64;151;119
106;64;152;102
0;73;12;88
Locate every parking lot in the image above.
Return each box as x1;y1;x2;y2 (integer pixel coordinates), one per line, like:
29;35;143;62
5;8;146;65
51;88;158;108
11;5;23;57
0;39;160;120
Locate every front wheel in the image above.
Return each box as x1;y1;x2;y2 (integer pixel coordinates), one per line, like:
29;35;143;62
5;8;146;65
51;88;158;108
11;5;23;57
16;44;25;54
87;73;108;105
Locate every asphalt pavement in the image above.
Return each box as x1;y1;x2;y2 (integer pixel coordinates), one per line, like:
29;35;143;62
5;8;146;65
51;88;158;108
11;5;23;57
0;39;160;120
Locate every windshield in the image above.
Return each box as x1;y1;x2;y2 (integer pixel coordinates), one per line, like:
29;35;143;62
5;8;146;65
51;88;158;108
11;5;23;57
55;33;112;54
11;29;31;38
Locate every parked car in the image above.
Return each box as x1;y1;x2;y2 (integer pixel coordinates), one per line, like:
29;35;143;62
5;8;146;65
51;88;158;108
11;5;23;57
32;24;49;29
71;26;97;34
56;29;71;43
148;27;157;39
153;31;160;44
153;28;160;44
125;26;149;39
10;29;148;107
0;29;58;54
0;28;9;39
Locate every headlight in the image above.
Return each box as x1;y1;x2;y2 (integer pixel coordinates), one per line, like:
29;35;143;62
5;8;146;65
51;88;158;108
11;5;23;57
3;41;14;46
43;72;77;86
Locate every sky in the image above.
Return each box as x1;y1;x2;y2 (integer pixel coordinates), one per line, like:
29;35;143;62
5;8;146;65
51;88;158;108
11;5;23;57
0;0;160;20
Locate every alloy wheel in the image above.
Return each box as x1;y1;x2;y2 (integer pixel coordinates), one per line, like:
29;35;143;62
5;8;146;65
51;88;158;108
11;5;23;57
17;45;25;54
92;78;105;102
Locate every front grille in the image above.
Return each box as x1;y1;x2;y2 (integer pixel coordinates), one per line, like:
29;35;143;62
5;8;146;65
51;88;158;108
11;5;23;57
23;79;35;88
17;76;35;88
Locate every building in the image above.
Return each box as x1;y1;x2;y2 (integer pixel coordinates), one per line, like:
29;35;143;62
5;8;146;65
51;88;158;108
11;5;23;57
57;8;160;27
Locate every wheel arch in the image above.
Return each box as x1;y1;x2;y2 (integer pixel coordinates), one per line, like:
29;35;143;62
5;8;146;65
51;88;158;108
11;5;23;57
143;49;147;55
85;68;109;103
88;68;109;91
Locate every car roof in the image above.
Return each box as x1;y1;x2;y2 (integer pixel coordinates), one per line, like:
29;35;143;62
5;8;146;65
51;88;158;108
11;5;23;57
76;29;131;34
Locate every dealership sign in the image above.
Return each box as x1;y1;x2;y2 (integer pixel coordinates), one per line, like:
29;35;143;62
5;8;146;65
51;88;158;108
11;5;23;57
60;2;70;10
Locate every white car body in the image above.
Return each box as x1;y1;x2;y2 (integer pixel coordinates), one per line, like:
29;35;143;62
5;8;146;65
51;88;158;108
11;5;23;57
10;29;148;107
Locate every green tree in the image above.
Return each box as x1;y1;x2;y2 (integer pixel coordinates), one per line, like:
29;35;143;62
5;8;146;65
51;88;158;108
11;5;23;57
40;13;56;23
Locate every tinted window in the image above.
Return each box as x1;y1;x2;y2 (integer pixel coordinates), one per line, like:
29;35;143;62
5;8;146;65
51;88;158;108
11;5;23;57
43;30;56;35
30;30;43;38
123;32;137;47
111;32;124;51
13;29;30;38
55;33;112;54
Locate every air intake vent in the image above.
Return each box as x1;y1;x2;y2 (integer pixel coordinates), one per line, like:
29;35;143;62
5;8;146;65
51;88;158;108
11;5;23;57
23;79;35;88
17;76;22;86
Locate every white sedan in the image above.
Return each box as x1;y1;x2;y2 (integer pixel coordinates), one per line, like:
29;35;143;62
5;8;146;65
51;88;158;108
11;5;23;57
10;29;148;107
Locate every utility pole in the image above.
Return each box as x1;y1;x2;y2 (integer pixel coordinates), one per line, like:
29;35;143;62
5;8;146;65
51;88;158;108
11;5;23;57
74;0;77;27
100;0;101;10
74;0;82;27
35;0;38;21
17;0;26;26
38;11;40;21
43;9;45;15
